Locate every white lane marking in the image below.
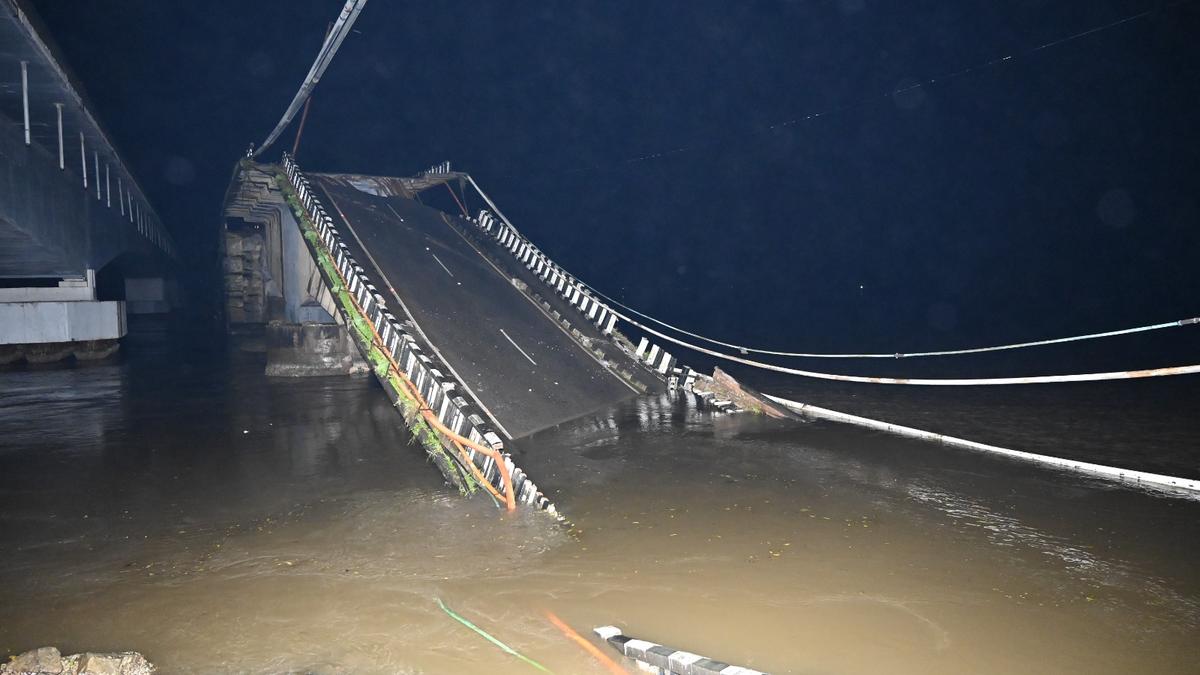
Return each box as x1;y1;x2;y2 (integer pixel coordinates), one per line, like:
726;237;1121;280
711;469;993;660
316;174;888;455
430;252;454;277
322;187;514;440
499;328;538;366
436;213;639;394
385;203;406;222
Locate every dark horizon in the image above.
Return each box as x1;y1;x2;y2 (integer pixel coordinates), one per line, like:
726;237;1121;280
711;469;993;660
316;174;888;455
26;0;1200;360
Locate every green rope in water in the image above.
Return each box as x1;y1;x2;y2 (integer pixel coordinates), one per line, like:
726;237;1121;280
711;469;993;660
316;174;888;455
436;598;552;673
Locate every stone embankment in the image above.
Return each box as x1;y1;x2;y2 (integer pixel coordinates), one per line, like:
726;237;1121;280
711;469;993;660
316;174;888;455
2;648;153;675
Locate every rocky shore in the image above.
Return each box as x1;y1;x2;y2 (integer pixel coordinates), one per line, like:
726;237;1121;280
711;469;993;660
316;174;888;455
2;648;153;675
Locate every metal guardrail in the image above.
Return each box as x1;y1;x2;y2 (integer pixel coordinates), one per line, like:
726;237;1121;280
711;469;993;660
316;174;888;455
466;199;701;395
281;153;558;513
459;175;1200;496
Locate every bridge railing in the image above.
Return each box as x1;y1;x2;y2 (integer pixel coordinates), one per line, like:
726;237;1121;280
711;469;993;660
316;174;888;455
470;205;706;398
279;153;559;514
463;178;1200;494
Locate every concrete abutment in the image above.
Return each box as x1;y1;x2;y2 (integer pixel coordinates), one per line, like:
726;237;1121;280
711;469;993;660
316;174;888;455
222;160;366;377
0;269;127;365
265;321;370;377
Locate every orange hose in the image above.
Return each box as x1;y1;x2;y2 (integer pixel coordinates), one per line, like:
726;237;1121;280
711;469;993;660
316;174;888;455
300;193;518;511
450;437;508;505
366;312;517;512
397;373;517;511
544;610;628;675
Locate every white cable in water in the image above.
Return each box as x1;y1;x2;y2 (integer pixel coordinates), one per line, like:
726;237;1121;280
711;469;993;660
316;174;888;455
766;394;1200;496
253;0;368;158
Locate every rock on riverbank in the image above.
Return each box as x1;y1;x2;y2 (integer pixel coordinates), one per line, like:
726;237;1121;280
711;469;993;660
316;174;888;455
2;648;154;675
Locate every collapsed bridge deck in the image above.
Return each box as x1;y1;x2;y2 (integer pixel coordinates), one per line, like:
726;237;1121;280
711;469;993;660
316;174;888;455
310;174;641;440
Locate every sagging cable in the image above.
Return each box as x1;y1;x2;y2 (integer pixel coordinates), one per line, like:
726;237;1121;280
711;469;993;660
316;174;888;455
253;0;368;158
615;308;1200;386
462;172;1199;363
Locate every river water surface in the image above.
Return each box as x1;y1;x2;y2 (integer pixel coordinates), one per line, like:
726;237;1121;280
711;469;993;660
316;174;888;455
1;322;1198;674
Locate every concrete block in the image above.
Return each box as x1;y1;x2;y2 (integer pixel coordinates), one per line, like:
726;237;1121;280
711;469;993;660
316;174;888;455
0;300;126;344
264;322;368;377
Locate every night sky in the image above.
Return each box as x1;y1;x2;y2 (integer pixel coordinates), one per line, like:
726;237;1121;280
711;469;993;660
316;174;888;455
26;1;1200;360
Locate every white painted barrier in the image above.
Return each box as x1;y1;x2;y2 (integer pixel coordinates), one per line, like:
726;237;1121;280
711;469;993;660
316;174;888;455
280;154;556;513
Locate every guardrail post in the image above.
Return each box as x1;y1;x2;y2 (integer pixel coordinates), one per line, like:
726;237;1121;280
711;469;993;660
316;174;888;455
55;103;63;169
79;132;87;189
20;61;30;145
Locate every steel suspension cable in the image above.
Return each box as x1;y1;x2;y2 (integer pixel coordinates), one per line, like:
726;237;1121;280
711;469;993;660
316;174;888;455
462;178;1200;384
253;0;368;158
465;175;1198;360
611;306;1200;385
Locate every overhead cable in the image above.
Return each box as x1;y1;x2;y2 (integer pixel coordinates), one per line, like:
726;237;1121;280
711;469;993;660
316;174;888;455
612;306;1200;385
462;178;1200;385
252;0;368;158
581;282;1199;358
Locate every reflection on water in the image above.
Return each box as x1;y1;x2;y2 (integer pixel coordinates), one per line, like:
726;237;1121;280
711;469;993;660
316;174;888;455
1;325;1198;673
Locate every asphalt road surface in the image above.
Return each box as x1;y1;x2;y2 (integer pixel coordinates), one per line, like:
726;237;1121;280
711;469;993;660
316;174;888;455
312;176;638;440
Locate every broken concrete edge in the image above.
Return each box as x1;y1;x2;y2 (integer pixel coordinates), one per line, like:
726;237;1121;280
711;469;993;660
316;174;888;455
274;160;562;517
693;368;805;420
2;646;154;675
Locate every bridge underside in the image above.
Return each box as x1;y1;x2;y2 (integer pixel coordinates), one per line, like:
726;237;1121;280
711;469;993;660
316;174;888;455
0;0;179;362
311;174;640;440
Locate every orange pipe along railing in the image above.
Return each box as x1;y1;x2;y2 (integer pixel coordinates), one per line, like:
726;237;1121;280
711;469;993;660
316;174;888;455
544;610;628;674
338;254;517;512
287;175;518;512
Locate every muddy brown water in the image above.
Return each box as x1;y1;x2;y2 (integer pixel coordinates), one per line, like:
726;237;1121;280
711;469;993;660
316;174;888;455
2;326;1198;673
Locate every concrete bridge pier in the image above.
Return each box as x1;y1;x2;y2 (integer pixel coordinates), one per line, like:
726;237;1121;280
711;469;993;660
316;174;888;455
0;0;182;365
222;160;366;377
0;269;126;364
